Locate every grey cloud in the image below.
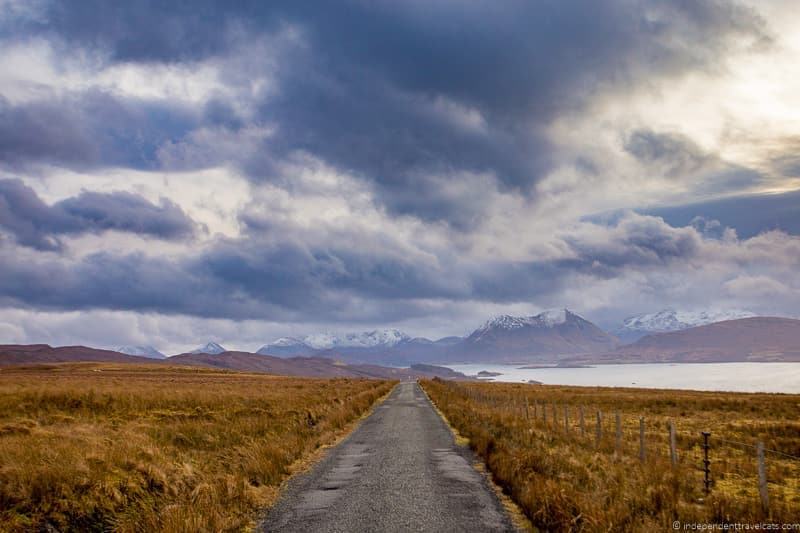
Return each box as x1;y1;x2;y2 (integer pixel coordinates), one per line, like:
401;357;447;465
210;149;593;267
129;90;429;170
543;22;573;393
644;189;800;238
0;179;198;250
4;1;769;225
623;127;765;195
561;214;702;277
0;92;199;171
0;212;742;322
245;1;767;223
624;129;711;177
0;95;97;168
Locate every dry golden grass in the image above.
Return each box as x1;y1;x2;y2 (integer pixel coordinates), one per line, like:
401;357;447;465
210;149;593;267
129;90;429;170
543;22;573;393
0;363;394;532
421;379;800;532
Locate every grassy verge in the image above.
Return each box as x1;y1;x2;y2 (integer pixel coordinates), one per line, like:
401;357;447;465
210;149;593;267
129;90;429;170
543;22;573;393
0;363;394;532
421;379;800;531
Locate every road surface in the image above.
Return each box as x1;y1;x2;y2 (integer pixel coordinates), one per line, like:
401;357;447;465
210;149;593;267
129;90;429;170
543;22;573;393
259;381;518;532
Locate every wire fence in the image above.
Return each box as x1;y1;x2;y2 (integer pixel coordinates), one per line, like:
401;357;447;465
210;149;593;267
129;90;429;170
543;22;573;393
439;380;800;515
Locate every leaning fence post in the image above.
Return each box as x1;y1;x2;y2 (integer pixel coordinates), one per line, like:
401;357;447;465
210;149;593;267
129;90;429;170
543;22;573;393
533;400;538;420
669;421;678;465
564;405;569;433
702;431;711;494
525;398;530;420
757;441;769;515
579;406;586;437
595;410;602;448
615;411;622;456
639;417;646;462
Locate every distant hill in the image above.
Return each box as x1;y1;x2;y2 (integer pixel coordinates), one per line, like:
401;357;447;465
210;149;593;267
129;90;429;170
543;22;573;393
0;344;159;365
0;344;468;380
590;317;800;363
165;351;468;380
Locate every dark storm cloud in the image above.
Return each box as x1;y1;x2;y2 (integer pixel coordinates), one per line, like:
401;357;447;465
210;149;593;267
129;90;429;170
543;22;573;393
0;213;707;321
4;1;768;224
0;92;199;171
250;1;768;222
0;240;461;320
0;95;96;168
0;179;197;250
561;214;701;276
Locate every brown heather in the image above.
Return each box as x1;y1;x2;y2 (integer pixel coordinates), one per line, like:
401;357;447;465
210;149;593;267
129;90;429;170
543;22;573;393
421;379;800;532
0;363;394;532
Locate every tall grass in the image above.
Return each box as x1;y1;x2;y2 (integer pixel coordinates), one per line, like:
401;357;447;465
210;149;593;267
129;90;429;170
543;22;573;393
422;379;800;531
0;363;394;532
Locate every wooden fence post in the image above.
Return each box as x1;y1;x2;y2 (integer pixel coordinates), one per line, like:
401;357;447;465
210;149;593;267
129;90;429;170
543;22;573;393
757;441;769;515
525;398;530;420
579;406;586;437
552;403;557;426
615;411;622;455
596;410;602;448
543;402;547;425
702;431;711;494
669;421;677;465
639;417;646;462
564;405;569;433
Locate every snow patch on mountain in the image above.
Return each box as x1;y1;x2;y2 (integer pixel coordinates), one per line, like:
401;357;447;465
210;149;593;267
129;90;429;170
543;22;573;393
621;309;757;333
264;329;411;351
478;309;570;332
271;337;304;347
116;345;165;359
470;309;575;342
190;342;226;355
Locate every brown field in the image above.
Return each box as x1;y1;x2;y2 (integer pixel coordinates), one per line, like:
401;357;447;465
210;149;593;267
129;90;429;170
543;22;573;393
0;363;394;532
421;379;800;532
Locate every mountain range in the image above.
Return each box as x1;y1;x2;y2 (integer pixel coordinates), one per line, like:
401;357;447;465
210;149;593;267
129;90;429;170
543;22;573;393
256;309;800;365
258;309;619;365
4;309;798;371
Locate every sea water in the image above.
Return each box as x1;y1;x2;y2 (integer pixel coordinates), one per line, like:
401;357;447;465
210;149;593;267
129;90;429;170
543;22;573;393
444;362;800;393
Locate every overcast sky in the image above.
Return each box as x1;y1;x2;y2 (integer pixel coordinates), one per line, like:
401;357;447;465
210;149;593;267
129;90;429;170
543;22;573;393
1;0;799;353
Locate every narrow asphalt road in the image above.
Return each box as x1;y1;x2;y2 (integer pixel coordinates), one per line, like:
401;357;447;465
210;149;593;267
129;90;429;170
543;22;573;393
259;381;518;533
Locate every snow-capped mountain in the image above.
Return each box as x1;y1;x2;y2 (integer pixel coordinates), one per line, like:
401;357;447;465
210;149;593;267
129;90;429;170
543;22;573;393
190;342;226;355
115;345;166;359
460;309;619;361
259;329;411;355
616;309;757;342
257;310;617;365
470;309;569;342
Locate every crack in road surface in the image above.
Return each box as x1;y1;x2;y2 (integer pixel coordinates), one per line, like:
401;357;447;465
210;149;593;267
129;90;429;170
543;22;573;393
260;382;518;532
